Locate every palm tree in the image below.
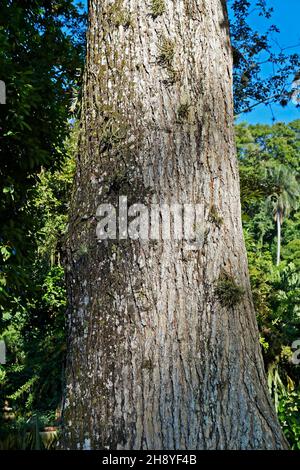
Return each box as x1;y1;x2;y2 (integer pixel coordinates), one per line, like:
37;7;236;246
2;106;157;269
266;165;299;266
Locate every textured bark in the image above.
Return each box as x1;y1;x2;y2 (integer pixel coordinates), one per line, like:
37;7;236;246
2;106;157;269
61;0;288;449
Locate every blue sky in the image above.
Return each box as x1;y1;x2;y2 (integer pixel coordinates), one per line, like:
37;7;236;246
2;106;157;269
230;0;300;124
80;0;299;125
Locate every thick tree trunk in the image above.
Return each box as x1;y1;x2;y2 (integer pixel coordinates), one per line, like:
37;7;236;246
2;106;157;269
276;210;281;266
61;0;288;449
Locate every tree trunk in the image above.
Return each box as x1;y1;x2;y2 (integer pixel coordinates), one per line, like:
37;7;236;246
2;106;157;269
61;0;288;450
276;210;281;266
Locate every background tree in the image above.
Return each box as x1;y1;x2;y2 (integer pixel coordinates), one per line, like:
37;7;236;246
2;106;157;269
265;165;299;265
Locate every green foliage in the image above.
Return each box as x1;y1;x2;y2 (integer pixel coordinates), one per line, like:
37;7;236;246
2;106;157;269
0;0;84;436
278;388;300;450
0;131;76;445
0;412;59;450
237;120;300;448
0;0;85;309
265;164;299;223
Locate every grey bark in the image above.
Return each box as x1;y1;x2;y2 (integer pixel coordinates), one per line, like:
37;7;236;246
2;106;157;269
60;0;288;450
